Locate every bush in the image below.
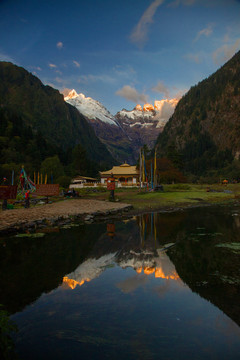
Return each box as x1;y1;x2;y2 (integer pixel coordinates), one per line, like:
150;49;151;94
16;193;24;201
56;175;71;188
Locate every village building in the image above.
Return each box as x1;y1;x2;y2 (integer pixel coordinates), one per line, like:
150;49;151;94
69;176;97;189
100;163;139;187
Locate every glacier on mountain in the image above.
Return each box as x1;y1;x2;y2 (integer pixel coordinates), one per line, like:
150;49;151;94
64;89;118;126
64;89;179;163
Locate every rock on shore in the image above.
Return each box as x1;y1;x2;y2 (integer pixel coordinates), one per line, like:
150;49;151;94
0;199;132;235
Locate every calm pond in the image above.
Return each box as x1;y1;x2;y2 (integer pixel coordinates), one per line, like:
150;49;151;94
1;204;240;359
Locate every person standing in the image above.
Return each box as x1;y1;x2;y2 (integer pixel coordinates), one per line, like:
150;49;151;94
24;190;30;208
107;173;115;201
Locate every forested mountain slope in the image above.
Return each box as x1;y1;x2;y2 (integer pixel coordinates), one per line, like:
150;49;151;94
155;51;240;177
0;62;115;178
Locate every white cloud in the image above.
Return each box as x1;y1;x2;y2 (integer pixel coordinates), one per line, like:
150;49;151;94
130;0;164;48
0;52;15;63
168;0;196;7
172;88;187;99
115;85;148;103
29;65;42;72
156;100;177;120
55;77;64;83
169;0;240;7
73;60;80;67
194;24;213;42
57;42;63;49
49;63;57;68
116;275;149;293
152;81;170;98
212;38;240;65
113;64;136;78
61;88;72;97
78;73;116;84
184;52;202;63
152;81;187;99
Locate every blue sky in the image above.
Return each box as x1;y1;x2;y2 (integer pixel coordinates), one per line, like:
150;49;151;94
0;0;240;114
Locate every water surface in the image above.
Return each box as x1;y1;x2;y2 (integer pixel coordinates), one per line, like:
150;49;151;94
1;205;240;359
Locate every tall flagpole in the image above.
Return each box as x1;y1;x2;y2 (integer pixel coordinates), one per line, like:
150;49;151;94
142;152;145;183
151;161;153;190
139;148;142;189
154;149;157;188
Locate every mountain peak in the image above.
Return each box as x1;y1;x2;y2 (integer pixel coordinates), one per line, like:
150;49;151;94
64;89;78;100
64;89;118;126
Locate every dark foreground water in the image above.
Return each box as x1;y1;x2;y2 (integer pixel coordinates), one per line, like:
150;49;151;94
1;204;240;359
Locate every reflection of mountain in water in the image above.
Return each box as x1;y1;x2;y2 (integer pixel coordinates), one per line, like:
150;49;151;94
63;215;181;290
63;252;117;289
63;209;240;329
1;206;240;329
0;223;106;313
63;249;179;290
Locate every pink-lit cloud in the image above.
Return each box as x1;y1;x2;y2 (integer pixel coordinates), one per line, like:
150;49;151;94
212;38;240;65
57;41;63;49
116;85;148;103
73;60;80;67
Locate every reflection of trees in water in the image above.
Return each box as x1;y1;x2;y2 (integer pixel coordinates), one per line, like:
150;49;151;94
166;206;240;326
2;205;240;328
136;211;186;246
0;223;106;314
63;215;181;291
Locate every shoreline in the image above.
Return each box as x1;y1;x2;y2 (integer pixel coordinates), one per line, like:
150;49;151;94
0;197;238;237
0;199;133;236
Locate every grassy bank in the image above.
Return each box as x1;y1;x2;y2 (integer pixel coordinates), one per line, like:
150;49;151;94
80;183;240;213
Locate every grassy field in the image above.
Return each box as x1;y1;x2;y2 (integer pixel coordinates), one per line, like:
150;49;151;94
80;183;240;213
4;183;240;213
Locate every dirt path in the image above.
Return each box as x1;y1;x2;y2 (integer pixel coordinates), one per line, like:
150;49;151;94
0;199;131;232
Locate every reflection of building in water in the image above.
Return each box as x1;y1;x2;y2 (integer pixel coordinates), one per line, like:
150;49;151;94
107;223;116;238
62;213;181;290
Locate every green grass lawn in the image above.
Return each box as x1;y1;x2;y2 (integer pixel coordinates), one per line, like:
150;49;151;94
5;184;238;213
81;183;240;212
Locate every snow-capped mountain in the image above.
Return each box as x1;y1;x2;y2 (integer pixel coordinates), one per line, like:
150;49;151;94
64;90;178;163
65;90;134;163
64;89;118;126
116;99;178;130
115;100;178;156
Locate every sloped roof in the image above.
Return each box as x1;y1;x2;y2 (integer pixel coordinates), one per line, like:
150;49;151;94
71;176;97;181
100;163;139;176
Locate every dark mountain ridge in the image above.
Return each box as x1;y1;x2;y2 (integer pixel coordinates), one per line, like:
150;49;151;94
0;62;115;178
155;50;240;178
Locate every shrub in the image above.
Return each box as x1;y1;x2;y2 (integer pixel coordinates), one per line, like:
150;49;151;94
56;175;71;188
